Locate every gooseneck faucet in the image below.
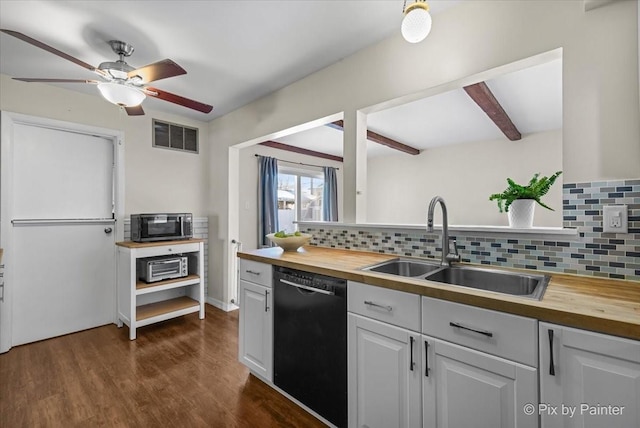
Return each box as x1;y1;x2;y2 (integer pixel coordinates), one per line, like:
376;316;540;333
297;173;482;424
427;196;461;267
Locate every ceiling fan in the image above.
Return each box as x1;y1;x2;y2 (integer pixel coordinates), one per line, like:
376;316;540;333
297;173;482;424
0;29;213;116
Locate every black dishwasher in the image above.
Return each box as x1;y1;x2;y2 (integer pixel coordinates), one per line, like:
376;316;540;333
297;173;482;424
273;266;347;428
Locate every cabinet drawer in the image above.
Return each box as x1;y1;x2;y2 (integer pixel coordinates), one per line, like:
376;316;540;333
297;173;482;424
239;259;272;287
134;242;201;258
422;296;537;367
348;281;420;331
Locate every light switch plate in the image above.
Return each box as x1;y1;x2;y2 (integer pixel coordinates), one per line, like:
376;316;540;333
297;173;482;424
603;205;628;233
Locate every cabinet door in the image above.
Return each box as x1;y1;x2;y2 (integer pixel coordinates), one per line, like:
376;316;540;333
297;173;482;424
238;280;273;381
348;313;421;428
422;336;538;428
540;323;640;428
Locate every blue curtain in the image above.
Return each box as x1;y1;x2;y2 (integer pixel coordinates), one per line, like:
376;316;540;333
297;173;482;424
258;156;279;247
323;166;338;222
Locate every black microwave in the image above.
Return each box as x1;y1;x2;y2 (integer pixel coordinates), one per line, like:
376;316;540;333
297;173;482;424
131;213;193;242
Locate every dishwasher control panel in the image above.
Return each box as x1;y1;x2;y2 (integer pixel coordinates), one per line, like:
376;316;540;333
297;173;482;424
274;266;346;294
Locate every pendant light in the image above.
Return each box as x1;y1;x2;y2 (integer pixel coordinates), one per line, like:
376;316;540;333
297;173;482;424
401;0;432;43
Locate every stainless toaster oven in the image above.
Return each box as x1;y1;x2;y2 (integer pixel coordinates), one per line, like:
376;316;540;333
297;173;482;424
137;255;188;283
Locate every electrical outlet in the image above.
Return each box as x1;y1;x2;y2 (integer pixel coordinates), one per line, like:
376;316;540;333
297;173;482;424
603;205;628;233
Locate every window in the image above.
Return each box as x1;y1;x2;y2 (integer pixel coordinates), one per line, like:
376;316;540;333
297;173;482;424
277;166;324;233
153;119;199;154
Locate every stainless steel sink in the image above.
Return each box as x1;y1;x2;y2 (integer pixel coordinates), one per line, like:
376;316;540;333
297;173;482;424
363;259;442;277
362;259;549;300
424;266;549;300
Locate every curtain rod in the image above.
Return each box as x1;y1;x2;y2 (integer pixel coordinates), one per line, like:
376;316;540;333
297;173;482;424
254;154;340;170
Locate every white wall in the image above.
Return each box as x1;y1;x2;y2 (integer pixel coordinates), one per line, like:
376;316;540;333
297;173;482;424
0;75;210;217
2;1;637;306
238;144;343;251
367;130;563;227
208;0;639;303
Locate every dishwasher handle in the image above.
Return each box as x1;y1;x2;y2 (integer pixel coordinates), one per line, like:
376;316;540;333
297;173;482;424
279;278;335;296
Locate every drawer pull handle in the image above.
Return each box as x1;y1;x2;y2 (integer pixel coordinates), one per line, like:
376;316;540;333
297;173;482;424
409;336;415;371
364;301;393;312
449;322;493;338
548;329;555;376
424;340;430;377
246;270;261;275
265;290;270;312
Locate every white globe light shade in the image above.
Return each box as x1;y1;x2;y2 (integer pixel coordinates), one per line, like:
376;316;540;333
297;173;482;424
97;83;145;107
401;6;432;43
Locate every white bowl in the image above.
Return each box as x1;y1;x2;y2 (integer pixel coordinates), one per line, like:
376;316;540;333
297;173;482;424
266;233;312;251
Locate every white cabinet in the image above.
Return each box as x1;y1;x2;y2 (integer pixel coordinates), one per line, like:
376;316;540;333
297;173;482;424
539;322;640;428
116;239;205;340
238;259;273;381
421;297;538;428
348;281;422;428
348;313;422;428
422;335;538;428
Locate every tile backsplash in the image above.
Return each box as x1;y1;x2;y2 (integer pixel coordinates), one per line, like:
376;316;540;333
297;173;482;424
301;179;639;282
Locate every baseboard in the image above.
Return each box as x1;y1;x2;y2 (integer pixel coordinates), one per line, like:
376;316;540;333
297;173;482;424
206;296;239;312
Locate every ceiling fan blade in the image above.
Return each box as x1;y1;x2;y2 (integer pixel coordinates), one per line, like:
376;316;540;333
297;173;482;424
13;78;100;84
1;29;101;74
128;59;186;83
146;86;213;113
124;105;145;116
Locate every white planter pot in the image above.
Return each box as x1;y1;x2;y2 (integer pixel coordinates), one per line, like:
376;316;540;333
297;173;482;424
508;199;536;228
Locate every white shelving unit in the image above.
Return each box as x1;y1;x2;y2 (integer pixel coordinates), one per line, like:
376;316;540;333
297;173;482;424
116;239;205;340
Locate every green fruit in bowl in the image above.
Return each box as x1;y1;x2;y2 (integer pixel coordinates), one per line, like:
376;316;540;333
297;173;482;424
274;230;303;238
267;231;311;251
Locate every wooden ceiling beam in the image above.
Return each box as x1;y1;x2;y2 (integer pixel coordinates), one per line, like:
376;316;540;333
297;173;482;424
259;141;343;163
463;82;522;141
366;130;420;155
327;120;420;156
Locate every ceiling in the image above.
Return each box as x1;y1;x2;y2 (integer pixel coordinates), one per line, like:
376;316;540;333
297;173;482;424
275;57;562;158
0;0;460;121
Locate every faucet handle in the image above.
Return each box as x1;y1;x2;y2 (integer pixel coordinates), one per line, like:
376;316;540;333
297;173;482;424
446;239;461;263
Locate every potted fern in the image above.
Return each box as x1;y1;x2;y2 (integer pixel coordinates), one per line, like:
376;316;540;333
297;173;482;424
489;171;562;228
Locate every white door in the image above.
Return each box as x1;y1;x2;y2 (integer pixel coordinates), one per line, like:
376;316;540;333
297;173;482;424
0;113;124;351
238;279;273;380
348;313;422;428
12;222;116;345
540;323;640;428
422;336;538;428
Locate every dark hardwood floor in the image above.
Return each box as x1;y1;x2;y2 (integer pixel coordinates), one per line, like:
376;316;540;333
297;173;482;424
0;305;326;428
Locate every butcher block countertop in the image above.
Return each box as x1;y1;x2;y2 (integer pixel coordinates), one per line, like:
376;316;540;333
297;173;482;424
238;246;640;341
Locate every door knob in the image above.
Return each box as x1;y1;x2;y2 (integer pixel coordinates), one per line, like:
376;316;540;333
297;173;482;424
104;227;113;234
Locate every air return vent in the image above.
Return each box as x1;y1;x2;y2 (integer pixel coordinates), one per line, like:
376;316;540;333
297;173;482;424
153;119;199;154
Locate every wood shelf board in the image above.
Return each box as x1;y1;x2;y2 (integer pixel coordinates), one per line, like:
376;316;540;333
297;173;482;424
136;274;200;291
116;238;204;249
136;296;199;321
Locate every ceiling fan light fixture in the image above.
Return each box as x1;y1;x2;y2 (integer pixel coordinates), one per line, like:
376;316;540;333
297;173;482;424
107;69;129;80
401;0;432;43
97;82;145;107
